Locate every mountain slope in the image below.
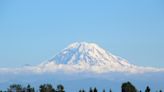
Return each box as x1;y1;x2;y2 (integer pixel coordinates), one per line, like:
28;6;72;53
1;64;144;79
0;42;164;74
45;42;163;73
51;42;130;66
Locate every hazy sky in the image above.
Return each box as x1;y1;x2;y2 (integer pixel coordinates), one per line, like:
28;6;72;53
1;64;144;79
0;0;164;67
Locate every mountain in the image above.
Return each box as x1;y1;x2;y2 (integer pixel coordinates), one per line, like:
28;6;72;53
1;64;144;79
0;42;164;92
44;42;163;73
51;42;130;66
0;42;163;74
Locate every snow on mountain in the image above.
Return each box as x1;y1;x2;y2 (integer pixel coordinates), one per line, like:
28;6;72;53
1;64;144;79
0;42;164;74
51;42;130;66
0;42;164;92
45;42;164;73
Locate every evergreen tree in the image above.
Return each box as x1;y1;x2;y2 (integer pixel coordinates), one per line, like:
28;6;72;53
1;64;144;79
159;90;162;92
27;84;31;92
79;89;82;92
145;86;150;92
79;89;85;92
121;81;137;92
8;84;23;92
40;84;55;92
26;84;35;92
82;89;85;92
89;87;93;92
93;87;98;92
103;89;105;92
57;84;65;92
109;89;112;92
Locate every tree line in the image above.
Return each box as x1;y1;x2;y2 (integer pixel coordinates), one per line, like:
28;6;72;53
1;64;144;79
0;84;64;92
0;81;163;92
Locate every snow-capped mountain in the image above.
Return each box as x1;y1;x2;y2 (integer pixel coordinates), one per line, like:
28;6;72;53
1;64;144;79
0;42;164;74
42;42;163;73
46;42;134;73
51;42;130;66
1;42;164;92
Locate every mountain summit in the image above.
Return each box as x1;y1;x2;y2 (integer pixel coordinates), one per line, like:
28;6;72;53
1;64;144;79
50;42;131;67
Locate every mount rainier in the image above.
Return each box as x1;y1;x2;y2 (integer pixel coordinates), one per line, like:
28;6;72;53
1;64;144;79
1;42;164;92
1;42;163;74
48;42;163;73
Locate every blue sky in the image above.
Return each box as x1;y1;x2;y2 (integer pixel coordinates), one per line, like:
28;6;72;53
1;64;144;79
0;0;164;67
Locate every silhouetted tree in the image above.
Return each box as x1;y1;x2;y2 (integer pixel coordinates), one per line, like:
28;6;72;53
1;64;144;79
82;89;85;92
40;84;55;92
93;87;97;92
79;89;85;92
57;84;64;92
145;86;150;92
25;84;35;92
4;82;163;92
8;84;22;92
109;89;112;92
79;89;82;92
89;87;93;92
121;81;137;92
